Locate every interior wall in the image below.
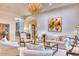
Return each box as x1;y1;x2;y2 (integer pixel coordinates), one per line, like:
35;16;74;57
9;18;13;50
0;18;16;41
36;4;79;36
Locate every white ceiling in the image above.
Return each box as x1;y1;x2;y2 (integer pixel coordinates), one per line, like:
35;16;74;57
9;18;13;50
0;3;74;19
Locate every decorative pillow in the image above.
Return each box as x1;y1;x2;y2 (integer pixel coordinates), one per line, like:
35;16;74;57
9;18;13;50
57;36;66;41
46;35;57;41
64;37;75;49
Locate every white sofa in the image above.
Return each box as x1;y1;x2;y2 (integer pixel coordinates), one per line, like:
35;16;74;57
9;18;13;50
0;41;20;56
20;43;56;56
38;33;66;49
20;48;54;56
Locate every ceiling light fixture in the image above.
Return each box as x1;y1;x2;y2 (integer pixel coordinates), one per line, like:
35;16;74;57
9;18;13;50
28;3;43;15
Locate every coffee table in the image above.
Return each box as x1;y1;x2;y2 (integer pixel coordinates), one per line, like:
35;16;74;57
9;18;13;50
66;45;79;56
23;42;58;56
45;41;58;55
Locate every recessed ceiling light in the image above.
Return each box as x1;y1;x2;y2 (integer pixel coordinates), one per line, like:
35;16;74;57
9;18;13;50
49;3;52;6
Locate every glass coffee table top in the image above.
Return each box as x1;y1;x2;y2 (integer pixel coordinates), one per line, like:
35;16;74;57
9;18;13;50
45;42;58;55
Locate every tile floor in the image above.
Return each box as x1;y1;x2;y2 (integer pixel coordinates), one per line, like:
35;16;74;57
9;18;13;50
54;49;66;56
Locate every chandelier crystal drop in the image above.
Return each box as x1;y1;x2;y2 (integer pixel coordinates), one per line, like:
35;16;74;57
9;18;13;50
28;3;43;14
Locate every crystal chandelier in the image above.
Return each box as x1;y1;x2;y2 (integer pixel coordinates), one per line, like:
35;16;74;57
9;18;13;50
28;3;43;14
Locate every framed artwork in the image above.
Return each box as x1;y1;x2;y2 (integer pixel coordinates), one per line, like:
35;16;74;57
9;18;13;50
0;23;9;40
48;17;62;32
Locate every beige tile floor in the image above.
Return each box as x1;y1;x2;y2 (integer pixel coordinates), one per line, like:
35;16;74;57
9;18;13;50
54;49;66;56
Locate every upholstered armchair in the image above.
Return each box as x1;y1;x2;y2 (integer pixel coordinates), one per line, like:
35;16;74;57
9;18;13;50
19;32;32;47
0;43;19;56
